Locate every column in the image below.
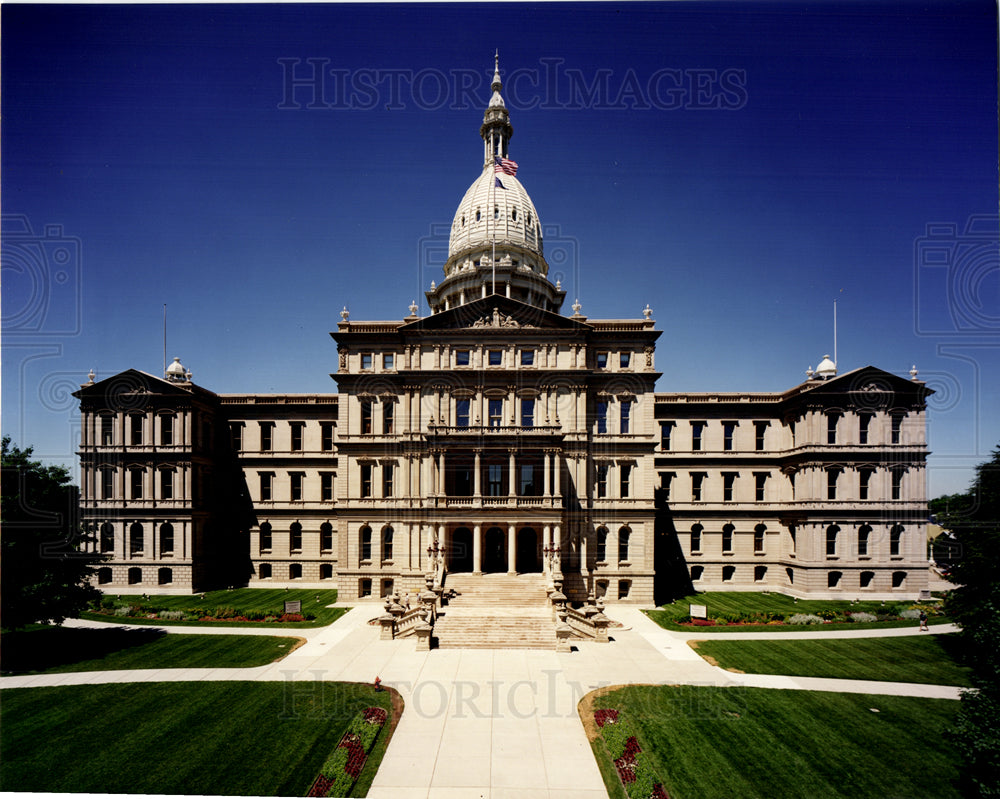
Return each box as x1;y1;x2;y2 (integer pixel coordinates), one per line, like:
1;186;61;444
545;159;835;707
507;523;516;574
543;451;552;497
473;523;482;574
438;450;447;495
553;451;562;496
473;450;482;497
508;450;517;497
543;524;551;575
554;523;562;565
580;527;588;575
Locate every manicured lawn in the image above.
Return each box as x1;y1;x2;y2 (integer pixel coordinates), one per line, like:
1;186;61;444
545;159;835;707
1;625;300;675
0;681;394;796
645;591;947;632
82;588;346;628
693;634;973;686
586;685;962;799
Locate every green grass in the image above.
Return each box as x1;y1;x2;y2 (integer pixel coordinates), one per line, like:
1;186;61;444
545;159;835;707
0;681;394;796
693;634;973;686
645;591;948;632
1;625;300;675
82;588;346;628
588;685;962;799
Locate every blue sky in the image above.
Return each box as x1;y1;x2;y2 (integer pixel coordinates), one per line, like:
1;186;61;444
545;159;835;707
3;1;997;496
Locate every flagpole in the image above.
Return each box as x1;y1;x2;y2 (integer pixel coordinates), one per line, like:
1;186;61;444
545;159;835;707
491;155;496;296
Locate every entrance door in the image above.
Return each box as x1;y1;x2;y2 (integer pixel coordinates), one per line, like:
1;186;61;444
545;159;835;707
484;527;506;573
516;527;541;573
449;527;473;572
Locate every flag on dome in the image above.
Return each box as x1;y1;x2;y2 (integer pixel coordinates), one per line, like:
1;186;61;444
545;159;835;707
494;177;506;189
494;156;518;176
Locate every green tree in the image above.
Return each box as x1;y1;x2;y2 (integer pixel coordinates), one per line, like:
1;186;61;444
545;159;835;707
1;437;103;629
938;445;1000;797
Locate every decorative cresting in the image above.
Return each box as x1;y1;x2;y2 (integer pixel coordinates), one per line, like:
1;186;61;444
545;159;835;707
427;54;565;315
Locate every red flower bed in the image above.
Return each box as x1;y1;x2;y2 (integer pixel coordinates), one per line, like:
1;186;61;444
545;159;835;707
652;783;670;798
363;707;388;725
595;708;619;728
307;776;333;797
339;733;367;778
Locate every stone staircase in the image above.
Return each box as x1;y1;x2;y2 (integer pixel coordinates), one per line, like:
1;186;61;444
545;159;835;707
433;573;557;649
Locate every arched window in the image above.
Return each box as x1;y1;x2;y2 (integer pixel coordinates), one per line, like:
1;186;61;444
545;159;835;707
892;570;906;589
97;567;112;584
320;563;333;580
690;565;704;581
129;522;144;555
890;524;903;557
826;524;839;557
858;525;872;557
722;565;735;582
160;522;174;555
129;413;144;446
259;563;272;579
860;571;874;588
754;565;767;582
722;524;734;553
158;567;173;585
828;571;842;588
99;413;115;446
618;527;630;562
753;524;766;553
127;566;142;585
259;522;273;551
596;527;608;562
360;525;372;561
159;413;175;446
382;526;393;561
290;563;302;580
100;522;115;553
690;524;703;553
320;522;333;551
290;522;303;552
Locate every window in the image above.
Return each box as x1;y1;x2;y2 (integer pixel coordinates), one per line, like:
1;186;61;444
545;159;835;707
100;415;114;446
859;413;872;444
383;463;394;497
690;524;702;553
130;414;144;446
858;525;871;557
488;350;502;366
859;468;872;500
382;526;393;561
290;563;302;580
755;472;767;502
361;353;373;370
754;565;767;582
723;472;736;502
596;527;608;562
321;422;334;451
789;525;797;555
860;571;874;588
596;401;608;434
259;522;272;551
259;563;272;579
596;463;609;498
754;525;766;553
129;522;144;555
360;525;372;561
827;468;839;500
754;421;767;451
487;463;504;496
521;398;535;427
320;522;333;551
230;423;243;451
130;467;144;500
660;421;673;450
100;522;115;553
320;563;333;580
722;565;735;582
891;470;902;500
596;352;608;369
290;472;303;501
361;400;373;434
722;524;734;553
723;422;736;451
826;524;839;557
383;353;394;370
98;567;112;584
321;473;334;501
260;472;273;501
290;422;303;451
160;414;174;446
786;567;795;584
828;571;842;588
691;421;705;451
160;523;174;555
620;352;631;368
892;571;906;589
519;464;537;496
128;566;142;585
100;467;115;500
359;578;372;597
620;400;631;434
456;398;470;427
659;471;673;500
691;565;704;581
620;463;631;497
827;413;839;444
691;472;704;502
891;414;903;444
383;402;394;434
890;525;903;557
159;468;174;500
260;422;274;452
488;399;503;428
520;349;534;366
360;463;373;498
618;580;630;600
290;522;302;551
456;350;470;366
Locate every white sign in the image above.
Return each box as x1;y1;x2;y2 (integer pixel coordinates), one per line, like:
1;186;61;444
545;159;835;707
690;603;708;619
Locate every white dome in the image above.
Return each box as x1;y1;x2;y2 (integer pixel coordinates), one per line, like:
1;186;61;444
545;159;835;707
447;166;544;269
816;354;837;379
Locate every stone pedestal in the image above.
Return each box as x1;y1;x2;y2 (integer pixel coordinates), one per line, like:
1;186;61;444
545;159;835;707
555;623;573;653
592;612;610;643
415;622;432;651
378;614;395;640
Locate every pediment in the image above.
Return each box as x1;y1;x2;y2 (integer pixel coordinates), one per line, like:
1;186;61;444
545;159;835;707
797;365;933;403
72;368;206;403
399;295;589;332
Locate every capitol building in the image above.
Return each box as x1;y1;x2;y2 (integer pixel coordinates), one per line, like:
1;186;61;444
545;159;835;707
74;58;932;604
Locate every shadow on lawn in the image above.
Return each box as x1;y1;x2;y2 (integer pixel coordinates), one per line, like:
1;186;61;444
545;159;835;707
0;626;167;675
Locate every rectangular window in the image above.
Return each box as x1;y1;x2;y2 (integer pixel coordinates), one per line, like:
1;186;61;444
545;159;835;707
827;526;838;557
487;463;504;496
101;467;114;500
321;423;334;451
290;472;303;501
361;353;373;370
660;421;673;450
260;422;273;452
361;400;373;434
659;472;673;500
160;469;173;500
596;401;608;434
690;526;702;552
891;470;902;500
260;472;273;501
321;473;334;502
723;422;736;451
754;421;767;451
722;527;734;553
161;524;174;555
859;413;872;445
828;469;838;500
260;525;272;551
290;422;303;452
360;463;373;498
130;468;143;499
488;399;503;428
891;415;903;444
130;415;144;446
595;463;609;498
859;469;871;500
723;472;736;502
520;349;534;366
383;402;394;434
620;352;631;368
488;350;502;366
100;416;114;446
890;527;902;556
620;463;632;498
755;472;767;502
456;398;470;427
291;525;302;552
456;350;470;366
321;525;333;551
691;472;704;502
620;401;631;434
160;415;174;446
827;414;839;445
858;526;870;557
383;463;394;497
754;528;765;553
230;423;243;451
519;464;536;496
596;352;608;369
383;353;394;370
692;421;705;451
521;398;535;427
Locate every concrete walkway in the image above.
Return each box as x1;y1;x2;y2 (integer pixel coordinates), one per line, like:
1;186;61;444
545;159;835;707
0;608;964;799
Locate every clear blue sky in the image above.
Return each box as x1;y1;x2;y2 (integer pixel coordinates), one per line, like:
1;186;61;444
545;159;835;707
3;1;997;497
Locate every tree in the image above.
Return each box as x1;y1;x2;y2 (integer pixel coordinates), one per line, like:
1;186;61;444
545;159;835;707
937;445;1000;797
1;436;104;629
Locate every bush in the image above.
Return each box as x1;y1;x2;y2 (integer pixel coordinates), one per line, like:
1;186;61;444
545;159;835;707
899;609;922;620
850;612;878;622
789;613;824;625
114;606;134;617
157;610;186;620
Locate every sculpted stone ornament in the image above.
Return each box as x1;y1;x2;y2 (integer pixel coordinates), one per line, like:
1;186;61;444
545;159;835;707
471;307;532;329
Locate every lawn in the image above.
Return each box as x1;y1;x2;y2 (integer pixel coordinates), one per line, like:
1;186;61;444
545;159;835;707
1;625;300;675
693;634;973;686
645;591;947;632
585;685;962;799
81;587;347;628
0;681;395;796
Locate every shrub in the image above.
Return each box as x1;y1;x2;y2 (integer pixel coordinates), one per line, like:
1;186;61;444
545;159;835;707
789;613;824;625
114;606;134;617
850;611;878;622
157;610;187;620
899;609;922;620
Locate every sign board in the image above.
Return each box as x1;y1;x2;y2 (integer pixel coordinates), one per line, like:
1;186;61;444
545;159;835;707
690;603;708;619
919;590;932;601
284;600;302;614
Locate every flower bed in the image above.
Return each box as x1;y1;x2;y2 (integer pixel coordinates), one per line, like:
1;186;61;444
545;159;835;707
596;708;669;799
307;706;388;798
673;602;944;628
91;600;316;624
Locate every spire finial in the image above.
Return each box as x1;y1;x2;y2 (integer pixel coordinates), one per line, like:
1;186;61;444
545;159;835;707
491;51;502;93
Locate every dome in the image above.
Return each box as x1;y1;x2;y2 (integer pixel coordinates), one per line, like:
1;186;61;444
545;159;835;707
816;354;837;379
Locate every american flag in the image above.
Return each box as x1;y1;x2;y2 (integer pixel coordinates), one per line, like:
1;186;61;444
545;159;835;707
494;156;518;176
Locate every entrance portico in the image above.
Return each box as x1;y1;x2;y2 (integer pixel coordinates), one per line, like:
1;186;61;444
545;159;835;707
440;521;557;575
